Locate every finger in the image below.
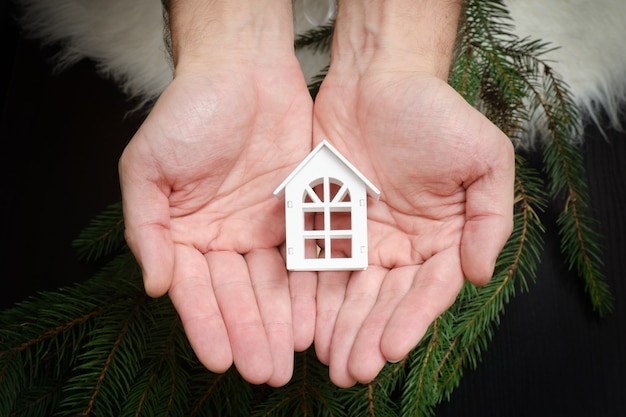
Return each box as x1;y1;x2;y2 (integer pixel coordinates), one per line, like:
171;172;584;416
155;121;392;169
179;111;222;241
328;270;386;388
348;266;414;383
168;244;233;373
119;150;173;297
380;247;464;362
462;135;515;285
284;216;318;353
289;269;317;352
246;248;294;387
314;270;350;366
208;251;273;385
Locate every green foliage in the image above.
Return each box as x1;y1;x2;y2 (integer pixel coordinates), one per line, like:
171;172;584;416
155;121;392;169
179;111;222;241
294;21;332;99
1;1;612;416
71;200;126;263
538;74;614;316
294;20;334;54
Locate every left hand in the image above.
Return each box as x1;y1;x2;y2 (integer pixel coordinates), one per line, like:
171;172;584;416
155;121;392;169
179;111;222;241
119;53;314;387
310;69;515;387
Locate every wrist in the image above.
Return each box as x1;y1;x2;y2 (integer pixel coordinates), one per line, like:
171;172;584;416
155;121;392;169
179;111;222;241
330;0;462;79
168;0;295;70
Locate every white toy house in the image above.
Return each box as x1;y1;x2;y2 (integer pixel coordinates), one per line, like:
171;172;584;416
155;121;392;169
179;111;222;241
274;140;380;271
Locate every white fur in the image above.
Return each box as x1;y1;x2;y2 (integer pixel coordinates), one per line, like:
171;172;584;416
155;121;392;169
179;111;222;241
16;0;172;108
14;0;626;140
507;0;626;137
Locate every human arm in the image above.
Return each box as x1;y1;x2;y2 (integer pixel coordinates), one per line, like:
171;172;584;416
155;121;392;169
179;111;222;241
311;0;515;387
118;0;314;386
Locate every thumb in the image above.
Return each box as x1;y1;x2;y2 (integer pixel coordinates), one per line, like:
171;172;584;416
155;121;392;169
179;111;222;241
119;150;174;297
461;135;515;286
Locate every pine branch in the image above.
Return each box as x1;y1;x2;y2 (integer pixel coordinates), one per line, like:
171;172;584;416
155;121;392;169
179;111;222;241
294;21;334;54
400;323;442;417
0;252;142;417
55;278;149;416
532;65;614;316
342;382;396;417
187;367;253;417
250;348;346;417
307;64;329;100
342;361;405;417
294;21;333;99
117;299;192;417
71;200;126;263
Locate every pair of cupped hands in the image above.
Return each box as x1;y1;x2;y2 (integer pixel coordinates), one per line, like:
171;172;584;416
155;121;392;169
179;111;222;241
118;52;514;388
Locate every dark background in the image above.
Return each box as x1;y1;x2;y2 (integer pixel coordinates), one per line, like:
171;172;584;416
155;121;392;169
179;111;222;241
2;1;625;415
1;1;146;306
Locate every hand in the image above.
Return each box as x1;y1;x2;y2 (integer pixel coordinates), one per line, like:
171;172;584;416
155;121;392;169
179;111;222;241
311;69;515;387
118;54;314;386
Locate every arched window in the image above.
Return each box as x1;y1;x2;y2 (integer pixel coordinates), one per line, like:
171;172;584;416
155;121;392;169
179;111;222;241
302;177;353;259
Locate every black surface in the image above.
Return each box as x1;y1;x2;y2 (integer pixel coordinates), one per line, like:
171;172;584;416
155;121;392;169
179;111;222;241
1;2;145;308
1;3;624;415
436;127;626;416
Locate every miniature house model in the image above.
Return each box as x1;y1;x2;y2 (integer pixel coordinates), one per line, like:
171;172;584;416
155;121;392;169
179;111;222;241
274;140;380;271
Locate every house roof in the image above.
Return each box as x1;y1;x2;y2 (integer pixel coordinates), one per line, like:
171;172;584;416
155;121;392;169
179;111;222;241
273;139;381;199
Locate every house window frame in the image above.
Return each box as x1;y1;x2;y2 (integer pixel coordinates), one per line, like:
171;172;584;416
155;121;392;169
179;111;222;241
302;176;353;260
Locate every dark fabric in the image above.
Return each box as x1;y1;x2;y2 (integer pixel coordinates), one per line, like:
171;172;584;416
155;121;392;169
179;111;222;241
435;125;626;416
2;3;624;415
1;2;145;308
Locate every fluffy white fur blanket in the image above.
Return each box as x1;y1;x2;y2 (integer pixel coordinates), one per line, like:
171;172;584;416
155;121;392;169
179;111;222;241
14;0;626;142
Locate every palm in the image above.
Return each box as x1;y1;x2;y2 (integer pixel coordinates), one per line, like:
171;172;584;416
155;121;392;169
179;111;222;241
138;70;311;243
119;58;313;386
312;73;514;386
